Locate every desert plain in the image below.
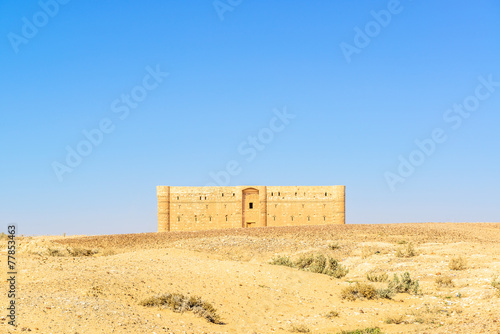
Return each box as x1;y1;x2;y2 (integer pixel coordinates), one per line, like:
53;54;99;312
1;223;500;334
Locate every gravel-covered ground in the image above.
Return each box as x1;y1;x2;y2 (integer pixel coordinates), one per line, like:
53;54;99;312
1;223;499;333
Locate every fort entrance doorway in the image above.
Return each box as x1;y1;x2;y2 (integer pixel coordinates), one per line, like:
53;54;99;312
242;188;260;227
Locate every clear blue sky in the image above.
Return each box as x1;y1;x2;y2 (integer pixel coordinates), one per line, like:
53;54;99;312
1;1;499;235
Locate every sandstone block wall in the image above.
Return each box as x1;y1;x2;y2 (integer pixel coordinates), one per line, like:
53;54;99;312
157;185;345;232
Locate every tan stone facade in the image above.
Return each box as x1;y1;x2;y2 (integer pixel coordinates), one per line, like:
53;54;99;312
157;186;345;232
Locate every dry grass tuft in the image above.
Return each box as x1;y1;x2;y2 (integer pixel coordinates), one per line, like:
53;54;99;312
46;246;104;257
66;247;99;257
328;242;341;250
87;285;104;297
449;256;467;270
338;327;382;334
341;282;377;301
47;247;65;257
435;276;454;287
361;246;376;259
367;271;388;282
101;248;117;256
289;324;311;333
139;293;222;324
384;314;405;324
492;275;500;297
396;242;416;258
324;310;339;318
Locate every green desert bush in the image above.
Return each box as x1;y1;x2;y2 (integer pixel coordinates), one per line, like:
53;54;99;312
340;282;377;301
307;254;327;273
376;287;395;299
269;255;295;267
270;253;349;278
449;256;467;270
139;293;222;324
388;272;420;295
295;254;316;270
367;272;388;282
325;257;349;278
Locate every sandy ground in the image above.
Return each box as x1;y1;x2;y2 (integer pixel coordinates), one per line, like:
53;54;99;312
1;223;500;333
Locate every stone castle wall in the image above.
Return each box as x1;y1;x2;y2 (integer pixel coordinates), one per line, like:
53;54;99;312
157;185;345;232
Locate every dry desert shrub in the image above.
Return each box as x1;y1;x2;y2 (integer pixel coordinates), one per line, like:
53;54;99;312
388;272;420;295
46;246;112;257
338;327;382;334
66;247;98;257
328;242;341;250
492;276;500;297
340;282;377;301
139;293;222;324
396;242;416;258
101;248;116;256
87;285;104;297
361;246;376;259
324;310;339;318
407;309;434;324
47;247;65;257
414;316;426;324
0;232;7;240
366;271;388;282
449;256;467;270
384;314;405;324
435;276;454;287
289;324;311;333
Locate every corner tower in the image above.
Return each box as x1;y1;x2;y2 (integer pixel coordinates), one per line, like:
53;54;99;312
157;186;170;232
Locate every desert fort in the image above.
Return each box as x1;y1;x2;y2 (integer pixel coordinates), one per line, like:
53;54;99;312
157;185;346;232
